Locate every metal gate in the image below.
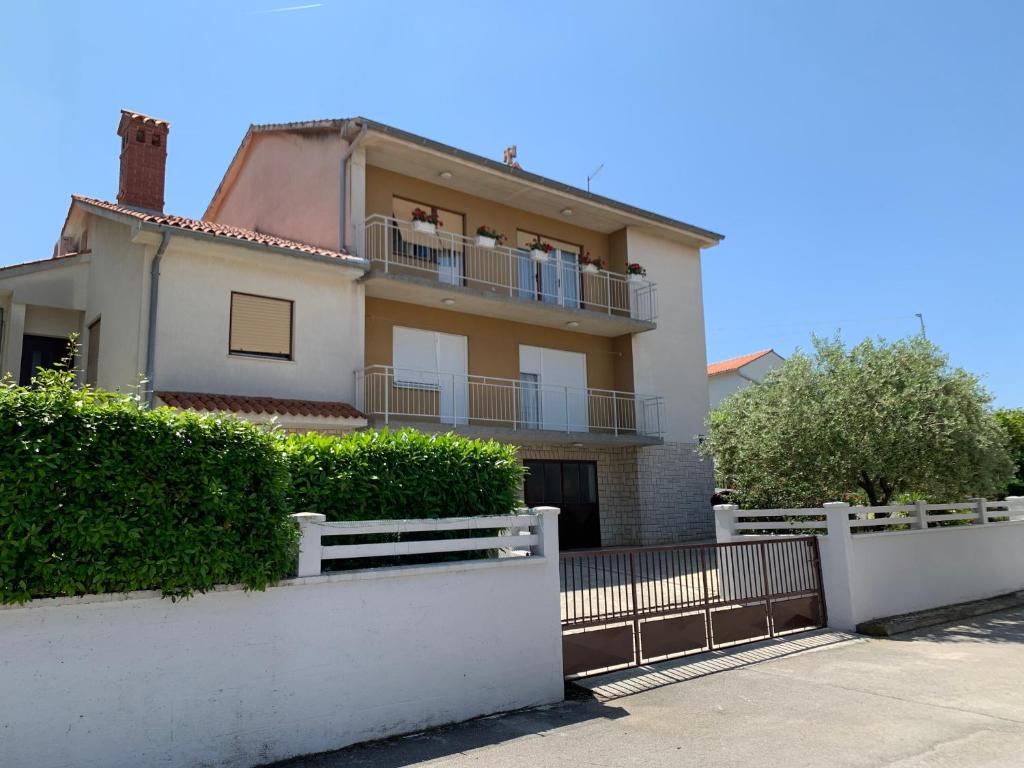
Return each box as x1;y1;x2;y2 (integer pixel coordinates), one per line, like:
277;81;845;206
560;537;826;678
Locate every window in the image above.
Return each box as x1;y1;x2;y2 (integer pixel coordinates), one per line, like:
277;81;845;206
515;230;582;307
86;318;101;385
229;292;293;359
392;326;468;425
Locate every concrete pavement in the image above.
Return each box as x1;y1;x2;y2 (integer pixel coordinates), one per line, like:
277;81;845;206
267;607;1024;767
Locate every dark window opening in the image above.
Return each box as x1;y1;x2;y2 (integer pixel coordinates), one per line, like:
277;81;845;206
135;128;145;142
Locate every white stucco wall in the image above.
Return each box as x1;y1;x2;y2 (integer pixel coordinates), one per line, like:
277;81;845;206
708;351;785;410
627;227;711;442
83;216;151;392
0;556;564;768
154;239;365;404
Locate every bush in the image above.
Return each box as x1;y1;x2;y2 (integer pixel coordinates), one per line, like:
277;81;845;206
282;428;524;521
0;366;297;604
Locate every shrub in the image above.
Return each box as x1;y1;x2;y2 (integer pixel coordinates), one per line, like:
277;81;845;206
282;428;524;521
0;365;297;604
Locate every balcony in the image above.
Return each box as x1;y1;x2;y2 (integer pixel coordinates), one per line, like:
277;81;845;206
358;215;657;337
355;365;664;446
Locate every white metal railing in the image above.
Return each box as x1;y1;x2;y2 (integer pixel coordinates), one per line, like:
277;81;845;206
354;364;664;437
291;509;557;577
358;214;658;322
714;497;1024;538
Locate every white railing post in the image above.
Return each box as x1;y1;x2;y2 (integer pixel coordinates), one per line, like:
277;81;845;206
292;512;326;577
713;504;739;542
972;497;988;524
531;506;561;557
914;499;928;530
1007;496;1024;521
820;501;858;630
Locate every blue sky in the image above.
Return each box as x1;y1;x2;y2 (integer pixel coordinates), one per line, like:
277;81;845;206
1;1;1021;405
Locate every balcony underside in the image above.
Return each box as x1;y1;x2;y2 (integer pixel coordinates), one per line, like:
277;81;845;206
361;270;656;337
363;416;664;447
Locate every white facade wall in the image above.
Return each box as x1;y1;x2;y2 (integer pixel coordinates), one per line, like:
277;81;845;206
83;216;151;392
0;556;563;768
627;227;710;443
154;239;365;404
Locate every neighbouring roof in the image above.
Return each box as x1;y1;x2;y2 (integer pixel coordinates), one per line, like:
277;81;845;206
207;117;724;245
707;349;777;377
72;196;360;263
156;391;365;420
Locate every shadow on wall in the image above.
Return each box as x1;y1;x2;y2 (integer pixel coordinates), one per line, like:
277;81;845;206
260;695;629;768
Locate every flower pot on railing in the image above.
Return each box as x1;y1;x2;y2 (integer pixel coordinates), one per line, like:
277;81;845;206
413;221;437;235
530;249;549;263
475;234;497;249
581;263;599;274
627;273;644;284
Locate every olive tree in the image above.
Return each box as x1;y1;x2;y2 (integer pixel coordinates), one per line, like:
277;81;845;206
994;408;1024;495
701;336;1014;508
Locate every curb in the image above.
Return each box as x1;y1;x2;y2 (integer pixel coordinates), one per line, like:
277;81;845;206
856;591;1024;637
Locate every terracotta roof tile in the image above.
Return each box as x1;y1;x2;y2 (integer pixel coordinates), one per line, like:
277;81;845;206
72;196;359;263
156;391;364;420
708;349;776;377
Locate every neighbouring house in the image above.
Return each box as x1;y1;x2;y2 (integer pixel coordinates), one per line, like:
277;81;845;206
707;348;786;409
0;110;725;547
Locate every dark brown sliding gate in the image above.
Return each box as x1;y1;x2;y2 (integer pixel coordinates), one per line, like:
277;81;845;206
560;537;826;678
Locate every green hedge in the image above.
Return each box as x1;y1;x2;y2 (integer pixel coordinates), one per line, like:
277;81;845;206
282;429;524;521
1;363;526;603
0;368;297;604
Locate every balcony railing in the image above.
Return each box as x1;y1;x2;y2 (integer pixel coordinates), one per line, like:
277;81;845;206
355;365;664;438
358;215;657;322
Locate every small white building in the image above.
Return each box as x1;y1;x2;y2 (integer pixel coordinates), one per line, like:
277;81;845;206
707;348;785;409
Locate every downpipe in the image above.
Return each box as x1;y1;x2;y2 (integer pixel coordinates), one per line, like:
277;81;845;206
338;120;369;254
144;232;172;407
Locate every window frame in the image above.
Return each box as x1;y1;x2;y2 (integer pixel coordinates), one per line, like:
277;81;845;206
228;291;295;361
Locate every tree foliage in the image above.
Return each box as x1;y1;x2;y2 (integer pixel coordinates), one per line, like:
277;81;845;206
702;335;1014;508
994;408;1024;495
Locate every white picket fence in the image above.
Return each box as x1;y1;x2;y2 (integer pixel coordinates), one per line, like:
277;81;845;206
714;497;1024;631
291;509;555;577
714;496;1024;539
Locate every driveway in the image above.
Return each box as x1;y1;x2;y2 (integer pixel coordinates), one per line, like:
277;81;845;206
269;607;1024;767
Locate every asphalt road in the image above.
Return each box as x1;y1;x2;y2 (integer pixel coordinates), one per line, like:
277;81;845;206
267;607;1024;767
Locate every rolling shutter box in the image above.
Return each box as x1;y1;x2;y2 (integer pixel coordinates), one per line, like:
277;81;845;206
230;292;293;358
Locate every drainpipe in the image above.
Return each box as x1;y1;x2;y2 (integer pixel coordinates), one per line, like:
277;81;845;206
144;231;172;407
338;120;368;253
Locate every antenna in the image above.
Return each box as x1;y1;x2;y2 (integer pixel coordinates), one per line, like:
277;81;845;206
587;163;604;192
915;312;927;339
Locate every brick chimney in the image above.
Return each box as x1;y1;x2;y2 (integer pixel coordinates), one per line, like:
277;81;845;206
116;110;170;212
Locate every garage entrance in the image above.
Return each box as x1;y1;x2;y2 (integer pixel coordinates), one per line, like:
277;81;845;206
523;460;600;550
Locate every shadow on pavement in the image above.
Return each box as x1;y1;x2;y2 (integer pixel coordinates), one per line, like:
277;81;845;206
576;629;859;701
891;606;1024;645
260;691;628;768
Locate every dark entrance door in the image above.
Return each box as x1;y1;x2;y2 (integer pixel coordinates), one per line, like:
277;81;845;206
523;460;600;549
19;335;74;386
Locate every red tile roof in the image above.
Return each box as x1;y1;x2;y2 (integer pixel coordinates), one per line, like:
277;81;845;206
156;391;364;420
708;349;776;377
72;196;358;263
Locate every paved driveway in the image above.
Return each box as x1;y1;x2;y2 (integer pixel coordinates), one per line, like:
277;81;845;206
269;607;1024;767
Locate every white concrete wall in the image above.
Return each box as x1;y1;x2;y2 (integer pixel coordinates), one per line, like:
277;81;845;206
154;239;365;404
627;227;710;443
0;556;563;768
822;518;1024;630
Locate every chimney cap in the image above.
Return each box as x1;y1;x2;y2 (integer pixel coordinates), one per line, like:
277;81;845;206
118;109;171;135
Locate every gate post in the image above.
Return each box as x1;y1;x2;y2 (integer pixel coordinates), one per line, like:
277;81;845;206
714;504;740;542
819;502;858;631
291;512;326;578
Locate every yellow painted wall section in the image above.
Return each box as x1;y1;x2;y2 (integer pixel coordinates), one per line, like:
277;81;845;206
365;297;633;393
365;166;623;273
